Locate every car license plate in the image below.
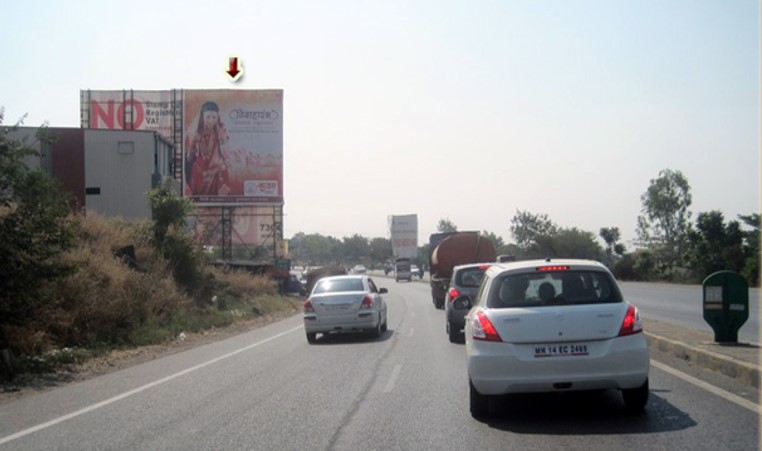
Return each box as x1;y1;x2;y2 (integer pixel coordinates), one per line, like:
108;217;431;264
533;343;589;358
324;304;351;311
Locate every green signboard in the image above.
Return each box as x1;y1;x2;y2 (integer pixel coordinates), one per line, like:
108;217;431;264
702;271;749;343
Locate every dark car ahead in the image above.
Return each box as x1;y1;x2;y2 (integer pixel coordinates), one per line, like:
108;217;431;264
445;263;491;343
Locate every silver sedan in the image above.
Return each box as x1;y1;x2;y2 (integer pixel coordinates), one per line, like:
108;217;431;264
303;275;388;343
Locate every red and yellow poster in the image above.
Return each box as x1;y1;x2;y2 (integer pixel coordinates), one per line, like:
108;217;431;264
183;89;283;205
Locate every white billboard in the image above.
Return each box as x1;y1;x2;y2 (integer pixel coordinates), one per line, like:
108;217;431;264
388;214;418;259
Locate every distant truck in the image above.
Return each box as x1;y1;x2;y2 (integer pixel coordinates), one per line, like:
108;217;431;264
428;232;496;309
394;257;412;282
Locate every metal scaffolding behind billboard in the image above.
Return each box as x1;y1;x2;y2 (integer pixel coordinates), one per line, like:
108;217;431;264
187;205;284;262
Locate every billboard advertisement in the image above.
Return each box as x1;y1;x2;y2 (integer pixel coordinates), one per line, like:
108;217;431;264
80;90;176;140
388;214;418;259
183;89;283;205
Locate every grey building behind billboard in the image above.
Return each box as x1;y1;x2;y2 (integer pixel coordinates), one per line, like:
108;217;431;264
5;127;176;220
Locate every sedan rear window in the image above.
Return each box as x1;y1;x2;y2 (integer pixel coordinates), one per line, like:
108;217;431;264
314;278;365;294
487;270;622;308
455;267;487;288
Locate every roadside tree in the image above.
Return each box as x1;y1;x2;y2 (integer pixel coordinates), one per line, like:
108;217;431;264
636;169;693;278
686;211;745;280
437;218;458;233
0;111;76;353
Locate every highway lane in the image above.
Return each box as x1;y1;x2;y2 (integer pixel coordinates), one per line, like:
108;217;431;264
0;278;758;450
618;281;759;344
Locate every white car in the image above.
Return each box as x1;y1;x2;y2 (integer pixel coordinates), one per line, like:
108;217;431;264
303;275;388;343
464;259;649;417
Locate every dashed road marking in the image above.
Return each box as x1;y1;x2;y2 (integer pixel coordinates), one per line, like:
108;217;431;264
383;364;403;393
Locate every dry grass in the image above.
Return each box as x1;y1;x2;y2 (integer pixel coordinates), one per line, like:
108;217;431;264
4;211;298;376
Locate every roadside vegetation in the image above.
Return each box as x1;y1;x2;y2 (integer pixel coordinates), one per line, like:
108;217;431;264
0;115;300;381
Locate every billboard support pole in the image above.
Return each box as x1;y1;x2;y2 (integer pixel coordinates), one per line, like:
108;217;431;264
221;207;233;260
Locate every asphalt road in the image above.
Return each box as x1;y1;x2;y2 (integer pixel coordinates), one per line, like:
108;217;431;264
0;279;759;450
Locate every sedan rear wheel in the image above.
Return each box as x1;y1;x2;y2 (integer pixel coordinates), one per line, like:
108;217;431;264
372;315;383;338
448;320;459;343
622;378;649;413
469;379;489;418
306;332;317;344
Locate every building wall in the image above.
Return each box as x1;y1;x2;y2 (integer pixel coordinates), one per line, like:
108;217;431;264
51;129;86;210
84;129;158;219
5;126;176;220
4;127;86;210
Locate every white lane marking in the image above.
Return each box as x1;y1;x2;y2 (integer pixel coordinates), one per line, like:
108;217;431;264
651;359;760;415
0;325;303;446
383;364;403;393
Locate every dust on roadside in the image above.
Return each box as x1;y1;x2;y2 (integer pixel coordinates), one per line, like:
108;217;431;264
0;309;302;405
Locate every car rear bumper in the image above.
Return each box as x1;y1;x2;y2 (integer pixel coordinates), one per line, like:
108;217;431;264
304;312;380;334
467;334;649;394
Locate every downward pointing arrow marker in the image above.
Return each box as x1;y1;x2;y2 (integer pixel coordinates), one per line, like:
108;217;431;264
226;56;243;81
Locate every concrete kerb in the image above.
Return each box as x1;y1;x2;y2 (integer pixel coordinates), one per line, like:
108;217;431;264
645;331;760;389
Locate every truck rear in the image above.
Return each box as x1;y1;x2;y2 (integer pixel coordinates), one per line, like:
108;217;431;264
394;257;412;282
428;232;495;308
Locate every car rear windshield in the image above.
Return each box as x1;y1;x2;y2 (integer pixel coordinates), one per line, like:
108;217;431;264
314;278;365;294
487;270;622;308
455;267;487;288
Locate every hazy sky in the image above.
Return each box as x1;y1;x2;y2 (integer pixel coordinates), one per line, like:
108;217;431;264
2;0;759;247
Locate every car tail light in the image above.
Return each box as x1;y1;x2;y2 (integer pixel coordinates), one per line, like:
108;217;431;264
472;310;502;342
618;304;643;336
448;287;461;301
478;265;491;270
304;299;315;313
360;295;374;309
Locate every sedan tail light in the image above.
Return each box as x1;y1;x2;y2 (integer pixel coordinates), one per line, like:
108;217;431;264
448;287;461;302
304;299;315;313
618;304;643;336
472;310;502;342
360;295;374;309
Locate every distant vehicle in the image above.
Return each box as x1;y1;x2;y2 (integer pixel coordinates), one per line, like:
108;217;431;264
496;254;517;263
444;263;490;343
303;275;388;343
383;262;394;276
303;266;347;294
465;259;650;418
429;232;495;309
284;274;306;296
394;257;412;282
410;264;422;279
353;265;367;274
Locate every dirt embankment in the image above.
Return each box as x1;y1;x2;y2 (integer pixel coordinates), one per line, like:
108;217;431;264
0;310;301;405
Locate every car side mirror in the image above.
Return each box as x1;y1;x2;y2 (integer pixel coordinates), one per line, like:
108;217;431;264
453;295;473;310
379;288;388;294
